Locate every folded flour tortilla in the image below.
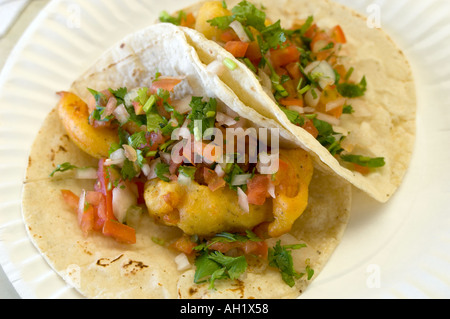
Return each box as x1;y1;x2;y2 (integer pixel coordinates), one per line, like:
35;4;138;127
177;0;416;203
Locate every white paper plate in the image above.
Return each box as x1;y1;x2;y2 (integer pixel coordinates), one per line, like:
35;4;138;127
0;0;449;299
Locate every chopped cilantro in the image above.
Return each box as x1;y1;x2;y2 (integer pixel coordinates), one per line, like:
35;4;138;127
121;159;139;180
194;250;247;290
342;104;354;114
155;162;171;182
300;16;314;35
159;10;187;25
128;131;147;149
312;118;345;156
340;154;385;168
281;107;305;127
223;163;248;191
260;20;286;50
187;97;217;137
337;76;367;98
108;87;127;105
268;240;309;287
49;162;79;177
178;165;197;179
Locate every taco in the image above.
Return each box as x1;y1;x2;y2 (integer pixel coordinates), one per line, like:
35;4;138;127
160;0;416;202
22;23;351;299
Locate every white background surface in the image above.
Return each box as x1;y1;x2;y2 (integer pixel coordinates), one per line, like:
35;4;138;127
0;0;49;299
0;0;449;299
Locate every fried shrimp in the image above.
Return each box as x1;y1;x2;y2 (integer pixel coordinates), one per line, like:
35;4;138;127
144;179;272;236
57;91;119;159
144;148;313;238
269;149;313;237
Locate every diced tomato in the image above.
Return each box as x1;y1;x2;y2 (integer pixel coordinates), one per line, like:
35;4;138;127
245;41;262;66
199;167;226;192
280;97;304;107
146;131;169;152
220;29;239;42
353;163;370;175
310;31;331;53
85;191;102;206
61;189;80;212
208;239;268;259
270;44;300;68
304;23;318;39
302;119;319;139
334;64;348;84
285;62;302;80
275;66;288;77
170;235;197;255
224;41;249;58
150;77;182;94
246;174;270;205
328;104;344;119
316;86;346;118
77;191;95;236
134;180;146;205
314;50;332;61
330;25;346;44
252;222;270;240
94;194;107;232
102;219;136;244
180;12;195;28
242;240;268;259
79;204;95;236
132;100;145;116
97;159;116;222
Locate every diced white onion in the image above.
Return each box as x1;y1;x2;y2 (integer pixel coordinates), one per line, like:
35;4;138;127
287;105;305;114
214;164;225;178
102;96;117;120
146;158;161;180
105;148;126;167
113;103;130;125
305;61;336;89
160;152;172;164
216;112;237;127
333;125;349;136
258;68;276;102
77;189;86;223
229;20;251;42
112;183;137;223
141;163;151;177
174;253;191;271
75;167;98;179
268;182;276;199
231;174;252;186
124;89;139;108
304;88;321;107
206;60;226;76
326;97;346;112
304;61;321;74
316;112;341;126
177;173;192;186
123;144;138;162
303;106;316;113
171;96;193;114
311;39;328;53
237;187;249;213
